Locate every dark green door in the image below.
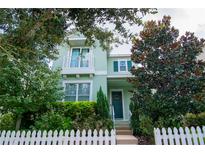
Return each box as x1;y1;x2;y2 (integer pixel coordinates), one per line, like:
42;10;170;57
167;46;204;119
112;91;123;119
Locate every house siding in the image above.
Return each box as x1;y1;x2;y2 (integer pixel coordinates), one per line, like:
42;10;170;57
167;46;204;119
93;42;107;72
52;37;133;121
52;40;108;102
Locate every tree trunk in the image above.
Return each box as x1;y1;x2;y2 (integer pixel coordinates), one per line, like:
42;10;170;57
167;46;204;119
15;115;22;131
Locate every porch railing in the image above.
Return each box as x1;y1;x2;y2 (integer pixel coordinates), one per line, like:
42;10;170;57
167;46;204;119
111;105;115;130
128;110;132;125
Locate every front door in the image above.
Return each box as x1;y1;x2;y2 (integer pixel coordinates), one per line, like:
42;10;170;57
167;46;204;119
111;91;123;119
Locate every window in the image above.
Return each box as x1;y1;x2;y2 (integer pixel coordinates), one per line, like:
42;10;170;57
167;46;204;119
78;83;90;101
70;48;80;67
70;48;90;68
119;61;126;71
64;82;91;101
113;60;132;72
65;83;77;101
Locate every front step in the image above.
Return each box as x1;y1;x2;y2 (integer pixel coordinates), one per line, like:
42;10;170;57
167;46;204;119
116;135;138;145
116;130;132;135
115;123;130;130
115;120;129;124
115;125;130;130
115;122;129;127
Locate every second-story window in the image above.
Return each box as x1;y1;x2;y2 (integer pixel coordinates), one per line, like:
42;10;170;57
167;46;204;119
113;60;132;72
70;48;90;68
119;61;126;71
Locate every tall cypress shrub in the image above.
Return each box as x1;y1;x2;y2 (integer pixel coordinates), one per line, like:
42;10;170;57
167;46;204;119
96;87;110;119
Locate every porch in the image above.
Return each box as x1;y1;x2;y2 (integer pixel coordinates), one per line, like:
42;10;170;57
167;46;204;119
107;78;133;121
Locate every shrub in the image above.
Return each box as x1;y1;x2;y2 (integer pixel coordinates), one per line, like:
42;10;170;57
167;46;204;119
32;112;72;131
0;112;16;130
95;118;113;131
129;101;141;135
183;112;205;127
71;116;113;131
96;87;110;119
49;101;113;130
50;101;96;121
139;115;153;137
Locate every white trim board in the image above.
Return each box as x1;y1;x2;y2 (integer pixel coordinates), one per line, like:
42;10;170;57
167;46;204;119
68;37;86;41
107;74;134;78
108;54;131;58
95;71;107;75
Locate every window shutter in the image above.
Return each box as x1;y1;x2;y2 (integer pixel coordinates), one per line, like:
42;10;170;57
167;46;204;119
113;61;118;72
127;60;132;71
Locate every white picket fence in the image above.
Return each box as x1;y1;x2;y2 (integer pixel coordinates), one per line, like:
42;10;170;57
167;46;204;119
0;129;116;145
154;126;205;145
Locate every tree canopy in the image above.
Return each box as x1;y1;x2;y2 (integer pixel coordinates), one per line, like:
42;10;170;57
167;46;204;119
0;8;156;130
129;16;205;135
0;8;156;55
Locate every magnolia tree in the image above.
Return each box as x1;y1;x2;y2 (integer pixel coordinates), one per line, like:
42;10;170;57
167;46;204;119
129;16;205;136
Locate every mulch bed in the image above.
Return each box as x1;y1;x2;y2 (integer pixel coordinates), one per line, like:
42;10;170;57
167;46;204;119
136;136;154;145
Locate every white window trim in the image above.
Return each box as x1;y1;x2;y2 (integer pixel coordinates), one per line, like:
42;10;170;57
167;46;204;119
118;60;127;72
69;47;91;68
63;80;93;102
116;59;131;72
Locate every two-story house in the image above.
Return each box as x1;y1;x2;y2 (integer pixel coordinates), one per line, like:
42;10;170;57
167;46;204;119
52;34;133;121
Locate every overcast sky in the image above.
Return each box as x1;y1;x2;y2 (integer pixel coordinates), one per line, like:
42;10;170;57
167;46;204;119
111;8;205;54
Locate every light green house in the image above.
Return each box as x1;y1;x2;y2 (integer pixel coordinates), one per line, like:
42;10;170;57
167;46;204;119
52;34;133;121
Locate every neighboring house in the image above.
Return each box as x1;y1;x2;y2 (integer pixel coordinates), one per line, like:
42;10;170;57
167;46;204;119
52;34;134;121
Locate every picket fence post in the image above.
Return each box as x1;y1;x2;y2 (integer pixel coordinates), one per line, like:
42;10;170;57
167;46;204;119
179;127;186;145
87;129;92;145
196;126;204;145
111;129;116;145
63;130;69;145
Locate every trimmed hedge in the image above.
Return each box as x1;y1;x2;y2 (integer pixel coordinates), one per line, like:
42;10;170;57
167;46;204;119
183;112;205;127
50;101;97;120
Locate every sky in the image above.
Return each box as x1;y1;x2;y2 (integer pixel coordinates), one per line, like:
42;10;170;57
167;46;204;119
111;8;205;54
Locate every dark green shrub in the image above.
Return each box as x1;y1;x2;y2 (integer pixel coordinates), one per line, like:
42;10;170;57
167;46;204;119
139;115;153;137
183;112;205;127
32;112;72;131
129;101;141;135
0;112;16;130
96;87;110;119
